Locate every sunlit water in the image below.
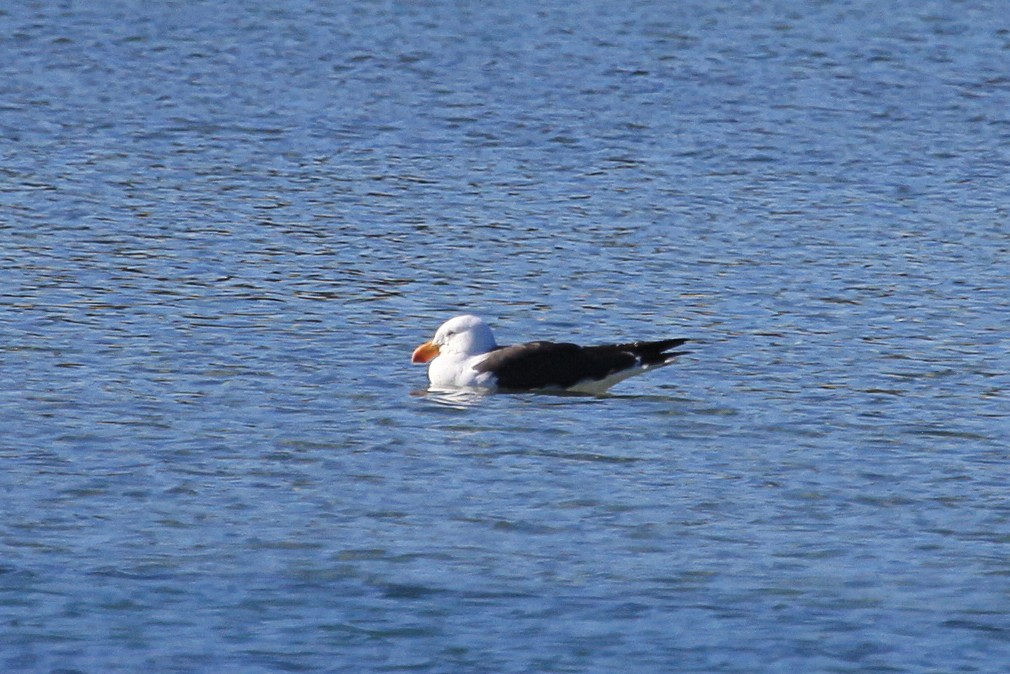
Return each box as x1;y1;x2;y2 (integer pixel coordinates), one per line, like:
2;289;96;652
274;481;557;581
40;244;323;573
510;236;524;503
3;1;1009;672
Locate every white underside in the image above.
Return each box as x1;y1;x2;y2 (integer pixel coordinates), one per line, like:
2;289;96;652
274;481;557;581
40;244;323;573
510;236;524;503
427;352;497;389
427;354;672;393
562;367;648;394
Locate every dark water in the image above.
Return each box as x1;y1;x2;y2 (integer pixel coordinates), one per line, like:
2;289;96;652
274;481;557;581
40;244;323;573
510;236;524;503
3;1;1010;672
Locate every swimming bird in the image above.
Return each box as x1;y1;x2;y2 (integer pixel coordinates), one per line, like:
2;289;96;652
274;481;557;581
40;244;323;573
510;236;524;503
411;314;688;393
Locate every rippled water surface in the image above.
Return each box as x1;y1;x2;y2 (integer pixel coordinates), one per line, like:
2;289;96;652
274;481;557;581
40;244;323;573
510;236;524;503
3;1;1010;672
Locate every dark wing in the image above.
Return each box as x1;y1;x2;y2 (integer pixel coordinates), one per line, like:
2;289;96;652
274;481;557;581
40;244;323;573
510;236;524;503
474;341;632;390
473;338;688;390
593;338;690;367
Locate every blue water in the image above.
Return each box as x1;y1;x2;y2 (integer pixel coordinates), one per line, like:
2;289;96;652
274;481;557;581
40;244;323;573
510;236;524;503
3;1;1010;672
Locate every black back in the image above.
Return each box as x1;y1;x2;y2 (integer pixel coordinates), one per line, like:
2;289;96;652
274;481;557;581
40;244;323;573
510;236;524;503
473;338;688;390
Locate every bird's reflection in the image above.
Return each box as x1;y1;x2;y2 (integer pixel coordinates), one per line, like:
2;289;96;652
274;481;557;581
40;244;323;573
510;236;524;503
410;387;492;409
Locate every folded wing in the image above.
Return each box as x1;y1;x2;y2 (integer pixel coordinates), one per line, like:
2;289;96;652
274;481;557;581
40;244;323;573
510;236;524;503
474;338;689;391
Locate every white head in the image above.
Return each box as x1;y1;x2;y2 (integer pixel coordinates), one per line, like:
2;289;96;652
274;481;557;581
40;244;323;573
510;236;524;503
411;314;497;363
